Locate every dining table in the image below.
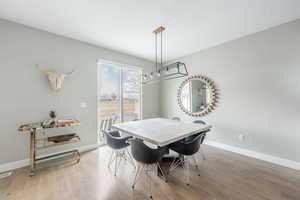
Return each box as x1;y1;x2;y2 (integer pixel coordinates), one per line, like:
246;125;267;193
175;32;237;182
112;118;212;147
112;118;212;177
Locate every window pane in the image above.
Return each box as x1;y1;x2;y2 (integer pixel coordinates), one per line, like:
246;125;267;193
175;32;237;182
122;67;141;122
98;63;121;123
182;82;191;110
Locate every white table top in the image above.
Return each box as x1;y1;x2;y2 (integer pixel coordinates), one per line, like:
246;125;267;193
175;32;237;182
112;118;212;146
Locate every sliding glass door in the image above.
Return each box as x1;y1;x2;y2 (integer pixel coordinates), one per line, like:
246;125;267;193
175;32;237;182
122;67;141;122
97;60;142;144
98;63;121;123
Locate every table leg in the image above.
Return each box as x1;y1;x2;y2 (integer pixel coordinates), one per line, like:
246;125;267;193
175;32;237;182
29;130;36;176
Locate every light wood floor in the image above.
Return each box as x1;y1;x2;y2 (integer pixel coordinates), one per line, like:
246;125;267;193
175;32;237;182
1;145;300;200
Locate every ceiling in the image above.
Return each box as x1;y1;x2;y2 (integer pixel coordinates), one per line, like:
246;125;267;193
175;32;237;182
0;0;300;62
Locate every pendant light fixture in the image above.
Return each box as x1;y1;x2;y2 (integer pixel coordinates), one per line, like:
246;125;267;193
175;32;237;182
142;26;188;84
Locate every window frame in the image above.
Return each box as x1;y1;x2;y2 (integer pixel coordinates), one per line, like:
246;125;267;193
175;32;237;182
97;59;143;123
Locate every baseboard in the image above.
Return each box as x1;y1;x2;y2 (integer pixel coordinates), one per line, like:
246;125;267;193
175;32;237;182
205;140;300;171
78;143;99;152
0;143;99;173
3;141;299;172
0;159;28;174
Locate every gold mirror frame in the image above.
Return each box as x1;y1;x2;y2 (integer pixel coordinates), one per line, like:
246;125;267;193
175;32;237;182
177;75;219;117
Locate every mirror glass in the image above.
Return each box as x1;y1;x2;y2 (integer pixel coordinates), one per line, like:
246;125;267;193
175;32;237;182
180;80;211;113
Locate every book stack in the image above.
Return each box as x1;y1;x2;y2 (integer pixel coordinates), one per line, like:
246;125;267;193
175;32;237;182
57;119;76;127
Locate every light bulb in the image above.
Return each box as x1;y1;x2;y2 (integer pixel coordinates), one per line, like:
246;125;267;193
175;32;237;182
150;72;154;79
157;70;161;77
142;73;148;81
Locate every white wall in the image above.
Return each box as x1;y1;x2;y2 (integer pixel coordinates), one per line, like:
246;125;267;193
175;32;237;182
160;19;300;163
0;19;159;165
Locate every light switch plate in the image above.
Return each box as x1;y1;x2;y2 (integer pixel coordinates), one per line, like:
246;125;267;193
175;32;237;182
80;102;87;108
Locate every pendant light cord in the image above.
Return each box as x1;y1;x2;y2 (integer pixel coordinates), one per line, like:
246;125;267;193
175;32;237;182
155;34;157;72
161;31;163;68
143;26;188;84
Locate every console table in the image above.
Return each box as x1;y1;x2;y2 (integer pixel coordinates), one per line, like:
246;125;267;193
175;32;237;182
18;119;81;176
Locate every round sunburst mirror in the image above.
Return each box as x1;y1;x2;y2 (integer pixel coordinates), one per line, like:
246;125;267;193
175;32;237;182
177;75;219;117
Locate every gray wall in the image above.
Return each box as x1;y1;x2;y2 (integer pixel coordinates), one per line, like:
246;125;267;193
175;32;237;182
0;19;159;165
160;19;300;162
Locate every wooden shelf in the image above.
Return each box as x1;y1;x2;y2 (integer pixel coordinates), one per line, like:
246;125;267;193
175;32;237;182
42;121;80;130
35;150;80;171
35;136;80;150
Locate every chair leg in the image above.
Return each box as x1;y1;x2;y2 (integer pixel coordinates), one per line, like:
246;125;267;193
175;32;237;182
125;148;136;170
132;164;144;189
157;163;167;182
108;148;136;176
108;150;115;168
108;150;118;171
114;153;119;176
200;147;206;160
169;156;182;172
108;150;122;176
146;165;153;199
168;153;202;186
133;164;159;199
183;157;190;186
192;155;201;176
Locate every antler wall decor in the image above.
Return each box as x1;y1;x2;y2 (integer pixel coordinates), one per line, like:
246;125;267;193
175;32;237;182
36;64;75;93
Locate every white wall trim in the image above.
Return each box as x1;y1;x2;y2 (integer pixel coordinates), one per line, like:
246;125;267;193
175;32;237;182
3;141;299;173
0;144;99;173
0;159;28;174
205;140;300;171
78;143;99;152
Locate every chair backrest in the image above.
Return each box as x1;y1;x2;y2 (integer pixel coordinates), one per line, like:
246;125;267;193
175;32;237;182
130;139;168;164
99;119;107;132
104;130;130;150
170;134;204;156
193;120;206;125
193;120;209;144
99;116;116;139
171;117;181;121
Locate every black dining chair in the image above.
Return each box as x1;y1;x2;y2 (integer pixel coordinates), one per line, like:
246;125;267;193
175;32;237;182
104;130;135;176
168;133;205;185
171;117;181;121
193;120;206;125
193;120;210;160
129;138;169;199
98;116;116;143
